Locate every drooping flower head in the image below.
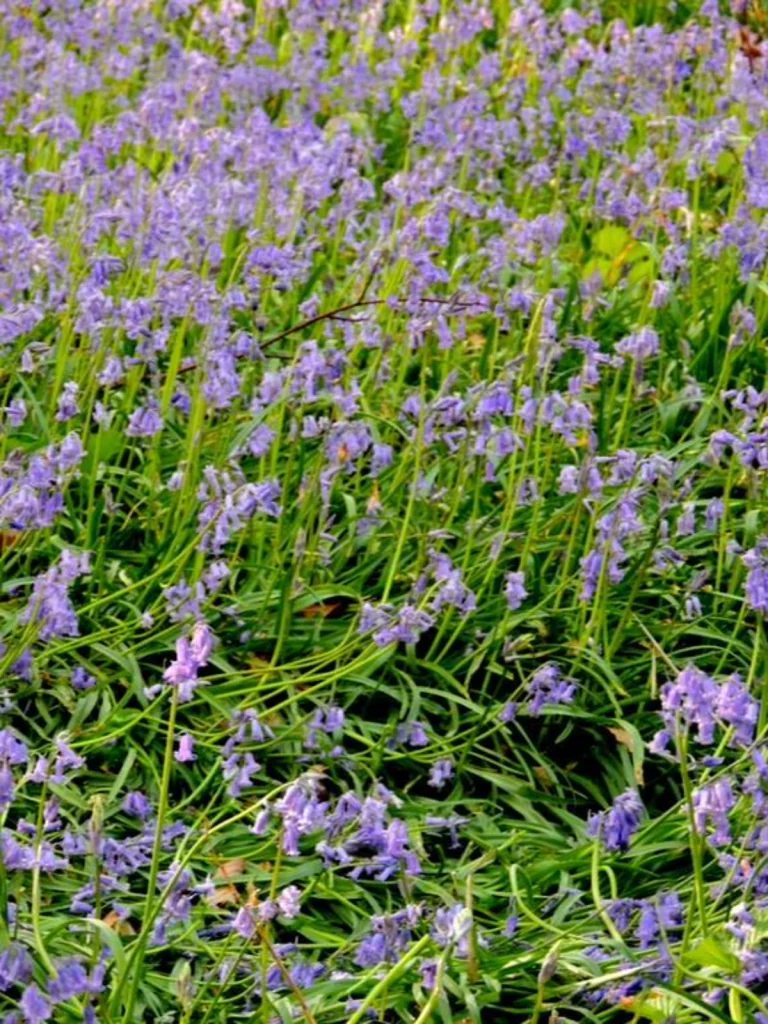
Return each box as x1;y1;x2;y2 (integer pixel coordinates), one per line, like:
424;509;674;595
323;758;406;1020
526;664;576;716
587;789;644;852
162;622;215;702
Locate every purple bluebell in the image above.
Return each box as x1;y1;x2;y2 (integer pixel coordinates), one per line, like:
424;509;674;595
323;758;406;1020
499;702;517;723
306;705;345;748
355;906;421;967
123;792;153;819
433;905;473;955
5;398;26;427
47;960;92;1002
429;551;476;616
394;721;429;748
615;328;659;362
370;605;435;647
428;759;454;790
175;734;196;763
20;985;50;1024
743;542;768;616
587;789;644;852
163;622;215;702
232;906;257;939
0;944;33;991
277;886;302;920
693;778;736;846
222;751;260;797
526;665;576;715
424;814;467;848
125;401;163;438
21;551;91;641
72;667;96;691
504;571;527;610
55;383;79;423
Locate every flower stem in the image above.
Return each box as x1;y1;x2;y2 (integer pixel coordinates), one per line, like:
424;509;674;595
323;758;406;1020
678;731;708;939
120;688;179;1023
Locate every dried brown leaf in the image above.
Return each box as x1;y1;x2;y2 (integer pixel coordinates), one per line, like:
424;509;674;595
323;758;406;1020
607;726;634;752
103;911;136;935
214;858;248;881
206;885;239;907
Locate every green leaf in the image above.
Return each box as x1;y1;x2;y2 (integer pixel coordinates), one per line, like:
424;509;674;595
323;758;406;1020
714;150;736;176
84;427;123;474
684;936;740;973
593;225;631;258
296;923;349;947
627;255;655;283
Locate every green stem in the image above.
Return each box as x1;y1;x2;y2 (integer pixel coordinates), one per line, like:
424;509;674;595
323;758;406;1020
678;731;708;940
413;948;449;1024
590;840;623;944
344;934;431;1024
31;788;55;975
120;688;179;1023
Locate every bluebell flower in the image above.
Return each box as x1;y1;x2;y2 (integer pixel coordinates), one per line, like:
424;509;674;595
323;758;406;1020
526;664;575;715
428;758;454;790
504;571;527;610
587;789;644;852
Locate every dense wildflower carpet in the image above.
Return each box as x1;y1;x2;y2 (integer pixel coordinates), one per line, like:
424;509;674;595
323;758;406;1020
2;0;768;1021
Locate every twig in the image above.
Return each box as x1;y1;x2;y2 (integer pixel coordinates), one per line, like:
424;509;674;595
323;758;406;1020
356;253;382;302
260;298;383;350
109;262;479;387
170;293;477;377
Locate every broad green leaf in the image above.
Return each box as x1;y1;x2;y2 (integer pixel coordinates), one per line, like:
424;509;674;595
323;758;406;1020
593;225;631;258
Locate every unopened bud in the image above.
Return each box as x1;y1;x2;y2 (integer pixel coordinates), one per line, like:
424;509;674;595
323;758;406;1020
537;942;560;986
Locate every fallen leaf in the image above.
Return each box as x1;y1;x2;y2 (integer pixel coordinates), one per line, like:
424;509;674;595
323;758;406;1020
367;482;381;512
103;911;136;935
215;858;248;881
608;727;644;784
206;885;239;907
300;602;342;619
608;726;634;751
